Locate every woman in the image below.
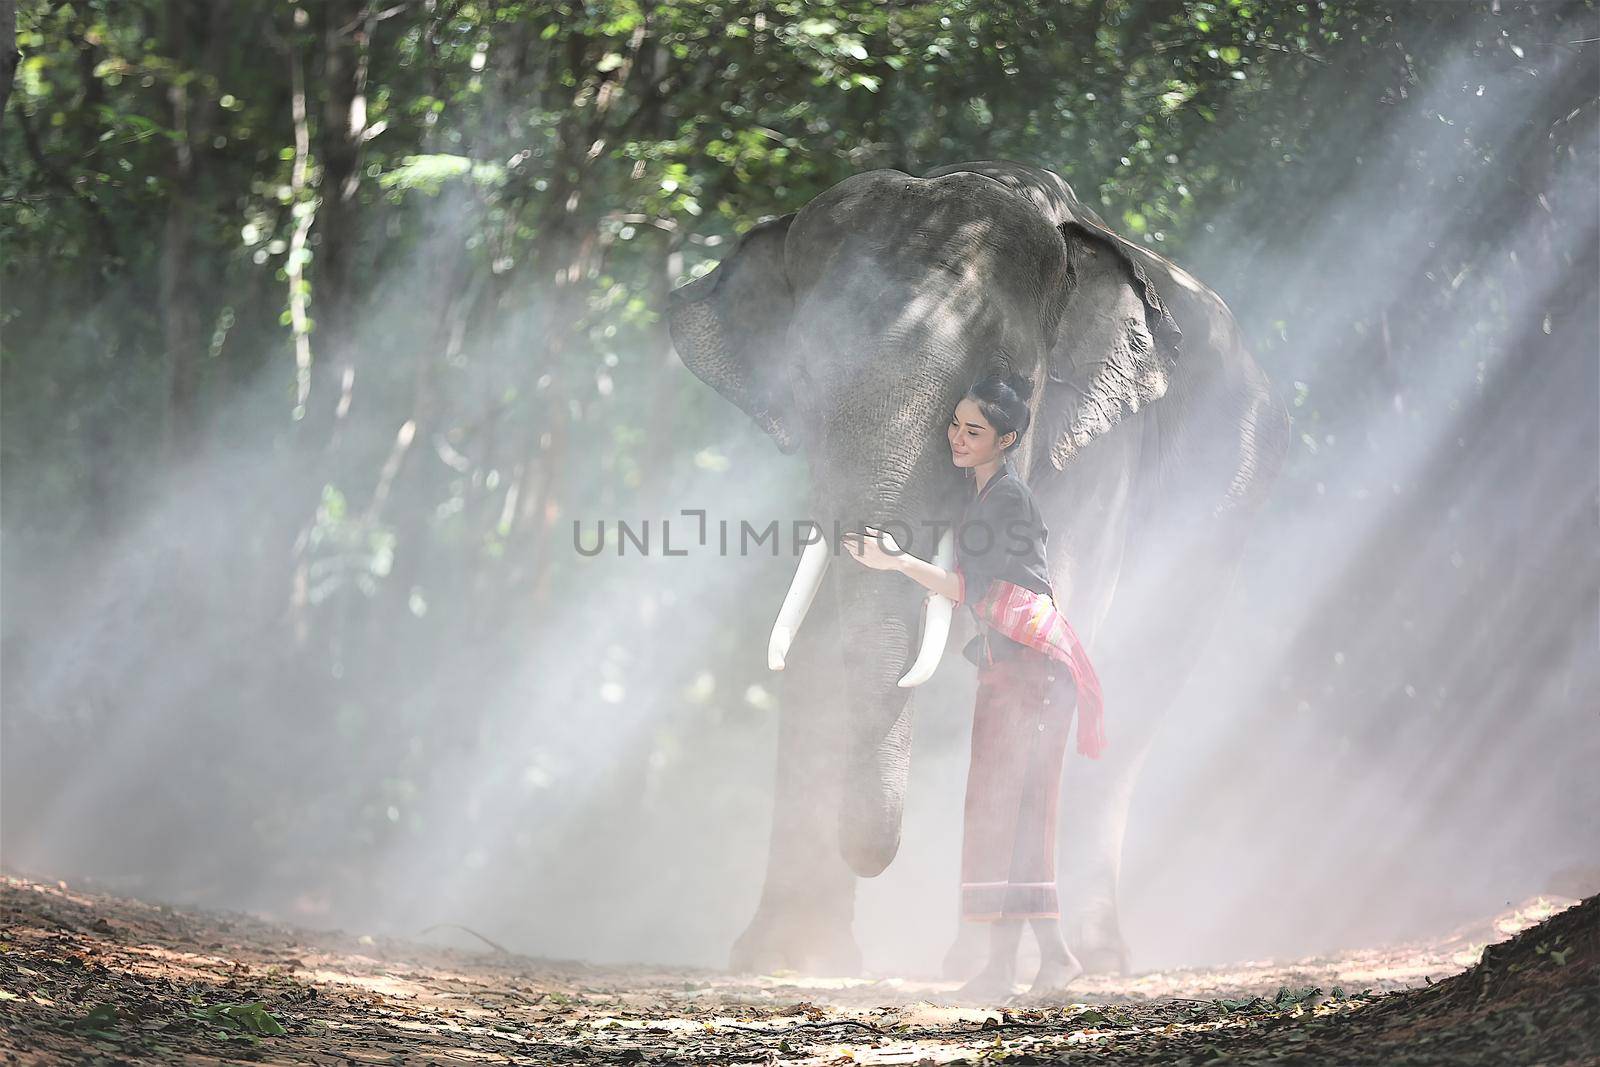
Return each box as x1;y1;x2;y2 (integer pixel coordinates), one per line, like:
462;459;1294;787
843;370;1105;999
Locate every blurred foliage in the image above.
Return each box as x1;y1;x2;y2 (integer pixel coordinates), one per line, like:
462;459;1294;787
0;1;1594;913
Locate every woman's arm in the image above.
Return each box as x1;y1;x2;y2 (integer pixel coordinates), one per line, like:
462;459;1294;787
841;527;965;600
896;550;964;600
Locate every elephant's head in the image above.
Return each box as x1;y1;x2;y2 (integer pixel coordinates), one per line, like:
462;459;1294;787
667;162;1180;877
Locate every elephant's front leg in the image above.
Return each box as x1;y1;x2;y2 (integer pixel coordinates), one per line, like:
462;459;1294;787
1055;729;1153;975
1056;508;1265;975
730;570;862;975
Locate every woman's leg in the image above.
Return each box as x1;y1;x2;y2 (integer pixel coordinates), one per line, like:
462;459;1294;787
1011;665;1081;994
958;664;1030;939
955;917;1024;998
1027;917;1085;993
956;655;1080;999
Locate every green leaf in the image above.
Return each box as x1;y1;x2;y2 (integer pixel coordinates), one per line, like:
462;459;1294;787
190;1001;287;1036
71;1003;122;1033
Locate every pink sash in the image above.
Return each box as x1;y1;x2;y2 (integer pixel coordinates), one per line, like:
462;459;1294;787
971;579;1107;759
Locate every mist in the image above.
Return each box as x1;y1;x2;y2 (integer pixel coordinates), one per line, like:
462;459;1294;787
2;1;1595;983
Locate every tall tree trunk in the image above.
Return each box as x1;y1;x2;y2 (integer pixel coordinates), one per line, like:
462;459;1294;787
0;0;19;122
364;188;479;651
284;0;374;649
639;238;683;495
303;0;372;446
161;0;232;456
501;13;666;616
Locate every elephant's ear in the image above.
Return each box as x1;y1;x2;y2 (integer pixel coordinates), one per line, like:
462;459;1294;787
1040;220;1184;470
667;213;801;453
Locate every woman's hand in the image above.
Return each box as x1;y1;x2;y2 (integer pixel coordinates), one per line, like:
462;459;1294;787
845;526;964;600
841;525;906;572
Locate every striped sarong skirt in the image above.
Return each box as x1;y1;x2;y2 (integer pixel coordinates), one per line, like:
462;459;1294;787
959;643;1079;922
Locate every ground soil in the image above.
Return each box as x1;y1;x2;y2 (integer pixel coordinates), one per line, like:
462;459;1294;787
0;873;1594;1065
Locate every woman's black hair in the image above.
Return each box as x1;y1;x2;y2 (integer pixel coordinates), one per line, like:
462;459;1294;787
965;370;1035;452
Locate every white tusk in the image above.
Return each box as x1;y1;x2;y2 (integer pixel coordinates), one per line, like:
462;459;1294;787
769;527;831;671
898;527;956;687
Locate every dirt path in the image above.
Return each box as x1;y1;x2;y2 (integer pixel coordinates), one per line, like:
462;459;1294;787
0;873;1593;1065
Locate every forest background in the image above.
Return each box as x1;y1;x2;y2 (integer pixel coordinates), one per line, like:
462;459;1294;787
2;0;1596;974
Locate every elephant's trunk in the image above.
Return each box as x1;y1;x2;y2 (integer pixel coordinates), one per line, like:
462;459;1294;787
833;564;922;877
801;361;968;877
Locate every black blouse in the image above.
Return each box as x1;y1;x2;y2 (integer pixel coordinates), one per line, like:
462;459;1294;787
952;457;1054;663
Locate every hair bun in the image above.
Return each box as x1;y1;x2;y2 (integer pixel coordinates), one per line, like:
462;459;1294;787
1005;372;1036;402
965;369;1035;451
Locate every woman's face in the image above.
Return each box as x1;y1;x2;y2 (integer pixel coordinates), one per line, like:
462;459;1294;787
947;396;1015;469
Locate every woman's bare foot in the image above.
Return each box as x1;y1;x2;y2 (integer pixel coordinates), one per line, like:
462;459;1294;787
954;962;1018;1002
1027;950;1085;996
952;919;1023;1002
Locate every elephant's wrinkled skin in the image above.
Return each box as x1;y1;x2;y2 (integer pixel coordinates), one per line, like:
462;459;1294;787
667;161;1289;977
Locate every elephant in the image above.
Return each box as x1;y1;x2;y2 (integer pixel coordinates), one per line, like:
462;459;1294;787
666;160;1290;976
